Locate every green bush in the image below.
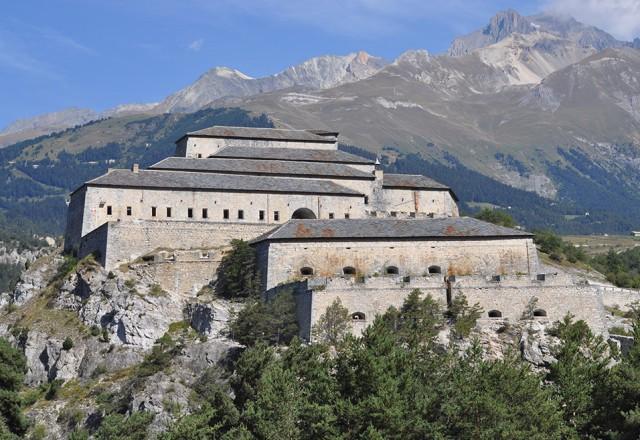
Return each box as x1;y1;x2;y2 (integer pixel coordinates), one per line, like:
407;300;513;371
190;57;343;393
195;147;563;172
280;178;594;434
215;240;261;299
229;290;298;346
474;208;516;228
0;337;27;435
62;337;74;351
312;298;351;346
95;412;154;440
136;334;182;377
446;293;482;338
45;379;64;400
89;325;101;337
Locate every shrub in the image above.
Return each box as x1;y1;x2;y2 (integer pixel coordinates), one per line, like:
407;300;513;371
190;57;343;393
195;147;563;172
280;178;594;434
229;290;299;346
149;284;167;297
446;293;482;338
136;334;182;377
215;240;261;299
312;298;351;346
95;412;154;440
62;337;74;351
0;337;27;435
474;208;516;228
45;379;64;400
90;325;101;337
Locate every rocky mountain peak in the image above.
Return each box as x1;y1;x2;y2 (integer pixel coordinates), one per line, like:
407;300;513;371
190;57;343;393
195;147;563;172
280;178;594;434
483;9;536;41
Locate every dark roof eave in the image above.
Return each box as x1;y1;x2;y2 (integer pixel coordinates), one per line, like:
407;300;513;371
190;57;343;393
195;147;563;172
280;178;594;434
211;154;373;165
251;234;533;245
176;133;336;144
148;166;375;181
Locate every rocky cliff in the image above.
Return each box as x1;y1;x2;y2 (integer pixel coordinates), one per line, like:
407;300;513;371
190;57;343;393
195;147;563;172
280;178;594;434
0;248;635;438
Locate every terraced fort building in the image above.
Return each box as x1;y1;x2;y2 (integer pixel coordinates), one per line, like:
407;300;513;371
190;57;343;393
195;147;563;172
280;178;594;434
64;126;460;269
64;125;633;339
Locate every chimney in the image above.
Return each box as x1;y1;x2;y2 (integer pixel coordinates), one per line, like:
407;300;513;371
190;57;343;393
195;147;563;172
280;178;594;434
132;163;139;174
374;158;383;181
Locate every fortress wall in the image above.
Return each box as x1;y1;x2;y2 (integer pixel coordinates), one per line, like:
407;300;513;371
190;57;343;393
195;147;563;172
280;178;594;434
80;220;273;270
81;186;365;238
182;137;336;158
133;258;222;296
300;275;608;339
456;285;607;333
77;222;109;267
599;287;640;311
261;238;537;290
64;186;87;254
380;188;459;217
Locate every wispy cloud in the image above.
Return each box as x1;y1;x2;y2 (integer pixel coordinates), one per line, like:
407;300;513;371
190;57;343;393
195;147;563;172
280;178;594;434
188;38;204;51
0;29;60;79
544;0;640;41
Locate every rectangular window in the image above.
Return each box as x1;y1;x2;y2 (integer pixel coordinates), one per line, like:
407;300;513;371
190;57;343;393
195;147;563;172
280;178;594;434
274;211;280;221
364;196;369;205
106;206;112;215
390;211;397;217
202;208;208;219
259;210;265;221
188;208;193;218
344;213;350;219
328;213;334;219
151;206;157;217
238;210;244;220
126;206;132;216
166;207;172;218
223;209;229;219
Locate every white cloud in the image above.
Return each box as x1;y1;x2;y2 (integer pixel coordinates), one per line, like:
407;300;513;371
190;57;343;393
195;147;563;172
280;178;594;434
545;0;640;40
188;38;204;51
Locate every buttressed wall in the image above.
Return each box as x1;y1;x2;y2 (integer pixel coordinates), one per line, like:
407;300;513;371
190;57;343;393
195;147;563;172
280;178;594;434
257;237;538;290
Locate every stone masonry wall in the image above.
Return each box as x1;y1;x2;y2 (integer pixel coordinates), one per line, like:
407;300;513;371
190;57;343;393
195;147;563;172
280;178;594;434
298;273;608;340
261;238;539;290
80;220;273;270
79;185;365;240
182;137;336;158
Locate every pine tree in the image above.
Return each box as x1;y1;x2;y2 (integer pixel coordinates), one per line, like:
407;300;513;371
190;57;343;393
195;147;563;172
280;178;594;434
312;297;351;346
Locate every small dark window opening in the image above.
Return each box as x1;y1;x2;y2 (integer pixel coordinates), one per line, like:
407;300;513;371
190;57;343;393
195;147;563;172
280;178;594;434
533;309;547;317
300;267;314;276
364;196;369;205
106;206;112;215
188;208;193;218
536;274;546;281
328;213;334;219
274;211;280;221
202;208;208;219
488;310;502;318
166;207;172;218
197;154;202;158
259;210;265;221
343;266;356;275
151;206;157;217
344;213;350;219
223;209;229;219
352;312;366;321
126;206;132;216
386;266;399;275
428;265;442;274
238;210;244;220
492;275;502;282
390;211;397;217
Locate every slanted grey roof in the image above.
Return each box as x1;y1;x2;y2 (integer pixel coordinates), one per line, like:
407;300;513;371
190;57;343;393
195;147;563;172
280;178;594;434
179;126;336;143
383;173;458;201
251;217;532;243
148;157;373;180
212;147;374;165
85;169;363;196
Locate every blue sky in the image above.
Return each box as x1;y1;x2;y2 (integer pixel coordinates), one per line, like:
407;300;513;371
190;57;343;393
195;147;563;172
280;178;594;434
1;0;637;129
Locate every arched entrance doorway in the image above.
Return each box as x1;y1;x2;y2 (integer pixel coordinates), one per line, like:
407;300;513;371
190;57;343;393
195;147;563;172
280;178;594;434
291;208;317;219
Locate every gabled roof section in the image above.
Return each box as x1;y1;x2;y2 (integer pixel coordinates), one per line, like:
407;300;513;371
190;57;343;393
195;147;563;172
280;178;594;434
383;173;458;201
211;147;375;165
148;157;374;180
177;126;337;144
251;217;532;243
84;169;363;196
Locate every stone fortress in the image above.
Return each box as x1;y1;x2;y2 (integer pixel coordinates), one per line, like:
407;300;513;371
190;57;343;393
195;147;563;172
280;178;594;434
64;126;640;340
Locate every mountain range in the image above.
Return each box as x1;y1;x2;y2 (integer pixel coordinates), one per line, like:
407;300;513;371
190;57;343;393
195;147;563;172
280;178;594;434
2;9;640;235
